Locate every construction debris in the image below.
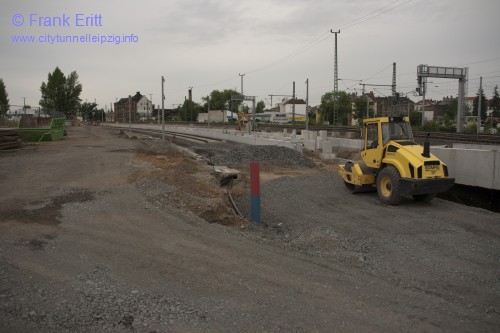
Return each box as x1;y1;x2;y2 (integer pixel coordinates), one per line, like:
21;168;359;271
0;129;22;150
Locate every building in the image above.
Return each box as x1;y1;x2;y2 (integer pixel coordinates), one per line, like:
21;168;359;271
198;110;237;123
114;92;152;123
414;99;437;122
279;98;307;121
374;95;415;117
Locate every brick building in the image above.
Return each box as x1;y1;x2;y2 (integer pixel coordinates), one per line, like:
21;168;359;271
114;92;152;123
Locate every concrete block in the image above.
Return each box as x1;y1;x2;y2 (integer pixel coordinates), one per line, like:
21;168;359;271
303;140;316;151
316;138;323;150
346;131;359;139
294;142;303;153
213;166;241;180
319;130;328;141
322;141;334;153
432;147;498;190
319;152;337;160
330;138;364;151
308;131;318;141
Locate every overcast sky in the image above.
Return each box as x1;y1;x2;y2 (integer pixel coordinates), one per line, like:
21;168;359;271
2;0;499;111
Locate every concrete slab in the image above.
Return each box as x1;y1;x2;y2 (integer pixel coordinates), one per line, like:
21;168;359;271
432;147;499;190
319;152;337;160
346;132;359;139
308;131;318;141
453;143;500;152
322;141;334;153
213;165;241;180
303;140;316;151
330;138;364;151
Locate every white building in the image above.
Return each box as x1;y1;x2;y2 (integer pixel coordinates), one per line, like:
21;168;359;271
135;94;153;121
198;110;237;123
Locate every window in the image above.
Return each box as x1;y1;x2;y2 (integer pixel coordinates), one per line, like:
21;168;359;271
366;123;379;149
382;121;413;145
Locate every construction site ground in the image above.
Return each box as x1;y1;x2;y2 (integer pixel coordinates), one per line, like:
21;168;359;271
0;126;499;333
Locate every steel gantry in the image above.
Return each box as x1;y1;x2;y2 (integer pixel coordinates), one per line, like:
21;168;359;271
417;65;468;133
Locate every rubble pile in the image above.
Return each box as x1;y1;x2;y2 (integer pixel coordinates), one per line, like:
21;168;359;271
209;145;316;168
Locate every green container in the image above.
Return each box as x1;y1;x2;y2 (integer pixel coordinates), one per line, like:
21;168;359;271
19;118;66;142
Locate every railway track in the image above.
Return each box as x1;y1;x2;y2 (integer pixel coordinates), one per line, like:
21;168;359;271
255;124;500;145
118;127;224;144
113;123;500;145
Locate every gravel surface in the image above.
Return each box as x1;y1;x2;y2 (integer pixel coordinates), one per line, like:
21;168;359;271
193;144;317;168
1;126;499;333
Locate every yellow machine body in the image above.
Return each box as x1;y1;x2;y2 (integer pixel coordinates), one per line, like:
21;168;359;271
338;116;454;204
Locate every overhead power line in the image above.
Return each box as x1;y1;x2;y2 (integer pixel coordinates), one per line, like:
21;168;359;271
335;0;413;31
167;0;416;97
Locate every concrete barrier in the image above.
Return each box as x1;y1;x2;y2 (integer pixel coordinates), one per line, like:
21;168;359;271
322;141;334;153
308;131;317;142
329;137;364;151
317;131;327;150
453;143;500;152
432;147;499;190
303;140;316;151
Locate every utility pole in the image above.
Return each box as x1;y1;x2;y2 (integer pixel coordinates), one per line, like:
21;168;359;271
330;29;340;125
392;62;397;98
149;93;152;122
305;79;309;130
392;62;398;114
128;95;131;130
360;84;369;118
478;76;482;133
161;76;165;140
207;97;210;129
292;81;296;124
188;86;193;122
421;78;426;126
268;94;292;109
239;73;245;96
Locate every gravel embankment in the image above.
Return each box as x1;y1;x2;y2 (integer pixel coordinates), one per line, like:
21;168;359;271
197;144;317;168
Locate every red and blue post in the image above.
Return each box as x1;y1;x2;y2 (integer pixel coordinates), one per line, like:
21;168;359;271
250;162;261;224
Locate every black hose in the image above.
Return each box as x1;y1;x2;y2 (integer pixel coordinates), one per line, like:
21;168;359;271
221;175;243;218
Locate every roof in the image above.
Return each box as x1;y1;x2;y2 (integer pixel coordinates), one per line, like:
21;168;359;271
115;92;145;105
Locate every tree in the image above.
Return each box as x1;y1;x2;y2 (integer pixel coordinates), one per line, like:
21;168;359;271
65;71;83;116
0;78;10;118
473;87;487;121
443;98;458;128
319;91;352;125
201;89;242;111
40;67;82;117
352;95;373;124
491;85;500;118
409;111;422;127
180;99;203;122
80;102;97;120
256;100;266;113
